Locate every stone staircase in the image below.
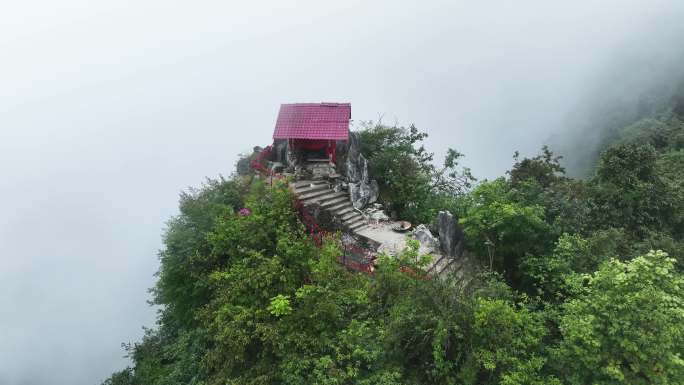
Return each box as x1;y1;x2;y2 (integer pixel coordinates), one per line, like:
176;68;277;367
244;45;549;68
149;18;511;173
292;180;368;233
426;251;476;286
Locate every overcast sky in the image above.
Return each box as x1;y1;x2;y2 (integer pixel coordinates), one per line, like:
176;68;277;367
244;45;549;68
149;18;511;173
1;1;683;384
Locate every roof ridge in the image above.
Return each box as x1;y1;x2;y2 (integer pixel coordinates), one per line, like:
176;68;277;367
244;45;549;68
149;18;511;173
273;103;351;140
280;102;350;107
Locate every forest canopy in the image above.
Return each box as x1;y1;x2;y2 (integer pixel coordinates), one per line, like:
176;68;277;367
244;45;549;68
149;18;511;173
102;94;684;385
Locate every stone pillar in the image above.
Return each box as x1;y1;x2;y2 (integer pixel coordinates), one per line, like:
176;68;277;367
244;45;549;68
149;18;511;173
437;211;465;258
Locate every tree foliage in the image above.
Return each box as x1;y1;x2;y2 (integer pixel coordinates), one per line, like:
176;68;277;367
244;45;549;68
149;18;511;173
103;99;684;385
358;122;474;223
460;178;549;284
554;251;684;385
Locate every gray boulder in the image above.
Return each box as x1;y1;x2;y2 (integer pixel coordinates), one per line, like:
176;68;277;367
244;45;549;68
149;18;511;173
349;181;378;209
413;224;440;253
437;211;465;257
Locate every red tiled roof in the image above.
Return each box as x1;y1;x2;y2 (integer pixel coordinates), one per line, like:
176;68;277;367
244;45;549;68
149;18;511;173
273;102;351;140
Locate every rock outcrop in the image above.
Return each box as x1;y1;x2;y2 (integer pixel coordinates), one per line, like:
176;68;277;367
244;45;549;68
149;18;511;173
413;224;440;254
349;180;378;209
343;132;378;209
437;211;465;258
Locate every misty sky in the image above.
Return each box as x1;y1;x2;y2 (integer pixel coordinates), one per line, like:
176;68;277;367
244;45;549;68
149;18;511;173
1;1;683;384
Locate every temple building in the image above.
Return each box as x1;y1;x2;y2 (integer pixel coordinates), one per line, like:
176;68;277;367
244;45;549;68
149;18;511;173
272;102;351;177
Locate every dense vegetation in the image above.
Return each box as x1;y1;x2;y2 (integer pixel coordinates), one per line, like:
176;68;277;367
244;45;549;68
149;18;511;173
102;96;684;385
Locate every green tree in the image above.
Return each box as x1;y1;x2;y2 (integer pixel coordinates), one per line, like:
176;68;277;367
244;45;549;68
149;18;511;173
101;368;135;385
197;181;319;384
521;230;624;302
460;178;550;284
102;100;684;385
358;122;473;223
507;147;591;237
554;250;684;384
459;298;556;385
509;146;566;189
589;144;677;237
153;177;246;330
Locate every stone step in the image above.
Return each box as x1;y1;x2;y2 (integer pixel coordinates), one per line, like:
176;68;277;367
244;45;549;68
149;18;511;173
431;257;446;273
347;221;366;232
316;192;347;203
341;211;359;221
300;190;342;203
331;205;354;217
343;213;363;223
293;180;327;189
344;218;364;228
320;195;349;208
298;188;334;201
294;183;330;194
328;200;352;212
354;225;371;235
291;178;373;237
426;254;448;274
345;216;366;228
349;220;368;231
439;258;461;276
344;214;363;224
433;256;468;279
